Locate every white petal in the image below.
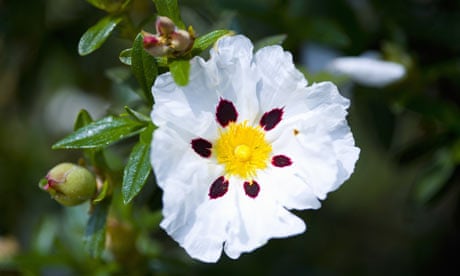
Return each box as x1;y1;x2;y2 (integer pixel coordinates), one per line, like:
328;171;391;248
270;82;359;199
208;35;260;124
210;35;253;68
153;127;230;262
327;56;406;87
264;166;321;210
254;45;308;112
223;176;306;259
178;192;235;262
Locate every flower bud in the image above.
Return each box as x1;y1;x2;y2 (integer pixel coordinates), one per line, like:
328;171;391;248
156;16;176;35
142;31;170;57
41;163;97;206
170;29;194;52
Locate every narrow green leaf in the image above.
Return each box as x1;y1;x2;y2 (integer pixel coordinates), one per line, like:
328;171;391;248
119;48;132;65
140;123;155;144
78;15;122;56
74;109;94;131
84;198;110;257
412;150;454;205
153;0;185;29
92;179;109;203
122;141;152;204
254;34;287;51
192;30;233;54
169;59;190;86
53;116;145;149
131;33;157;103
124;106;151;123
86;0;131;13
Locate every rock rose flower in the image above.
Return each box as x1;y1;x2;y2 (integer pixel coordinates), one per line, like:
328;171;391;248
150;35;360;262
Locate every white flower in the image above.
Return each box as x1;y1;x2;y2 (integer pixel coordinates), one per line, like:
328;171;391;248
150;35;360;262
326;56;406;87
302;43;406;88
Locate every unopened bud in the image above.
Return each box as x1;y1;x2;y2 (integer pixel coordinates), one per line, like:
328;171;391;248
142;31;170;57
156;16;176;35
40;163;97;206
170;29;194;52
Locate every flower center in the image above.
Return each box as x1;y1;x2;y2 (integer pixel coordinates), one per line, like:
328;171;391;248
214;121;272;179
234;144;251;161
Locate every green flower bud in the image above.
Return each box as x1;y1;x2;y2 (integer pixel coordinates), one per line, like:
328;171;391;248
40;163;97;206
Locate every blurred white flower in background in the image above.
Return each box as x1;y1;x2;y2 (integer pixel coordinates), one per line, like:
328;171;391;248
302;43;406;89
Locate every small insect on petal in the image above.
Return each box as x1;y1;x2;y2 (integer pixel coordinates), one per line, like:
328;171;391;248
216;99;238;127
209;176;229;199
244;180;260;198
191;138;213;158
260;108;283;131
272;155;292;167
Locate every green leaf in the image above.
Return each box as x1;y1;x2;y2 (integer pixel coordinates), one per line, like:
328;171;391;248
153;0;185;29
192;30;233;54
131;33;157;104
412;149;454;205
52;116;145;149
86;0;131;13
169;59;190;86
140;123;155;144
122;141;152;204
74;109;94;131
84;198;110;258
78;15;122;56
92;179;109;204
119;48;132;65
254;34;287;51
124;106;151;123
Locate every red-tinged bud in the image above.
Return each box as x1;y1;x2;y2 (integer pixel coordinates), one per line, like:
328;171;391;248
40;163;97;206
144;43;170;57
156;16;176;35
170;29;194;52
142;32;160;48
142;31;170;57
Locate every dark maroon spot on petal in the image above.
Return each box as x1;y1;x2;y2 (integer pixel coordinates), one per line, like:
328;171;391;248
216;98;238;127
244;181;260;198
272;155;292;167
209;176;229;199
191;138;212;158
260;108;283;131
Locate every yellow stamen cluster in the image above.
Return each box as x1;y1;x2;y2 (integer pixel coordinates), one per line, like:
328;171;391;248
214;122;272;179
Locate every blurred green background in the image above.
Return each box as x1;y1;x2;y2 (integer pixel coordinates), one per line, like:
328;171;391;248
1;0;460;275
